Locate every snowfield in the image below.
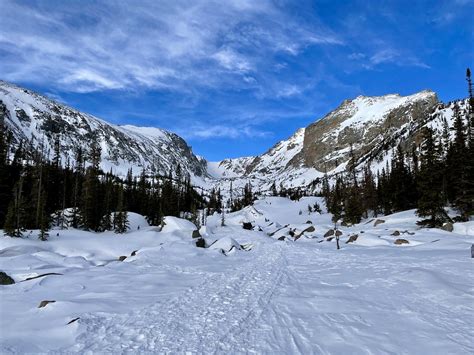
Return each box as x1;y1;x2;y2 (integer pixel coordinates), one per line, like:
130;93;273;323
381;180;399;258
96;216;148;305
1;197;473;354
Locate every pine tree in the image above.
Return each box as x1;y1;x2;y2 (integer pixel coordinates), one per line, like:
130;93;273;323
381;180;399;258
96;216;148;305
361;164;378;217
114;184;129;234
270;182;278;196
390;145;416;212
321;172;330;208
0;117;11;226
416;128;447;227
37;190;50;241
329;176;344;224
81;138;102;231
456;68;474;218
3;177;26;237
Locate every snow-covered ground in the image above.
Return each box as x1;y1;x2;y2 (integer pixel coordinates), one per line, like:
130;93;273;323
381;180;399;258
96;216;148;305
1;198;473;354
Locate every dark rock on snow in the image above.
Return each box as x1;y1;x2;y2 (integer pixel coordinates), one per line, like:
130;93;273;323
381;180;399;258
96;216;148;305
0;271;15;285
394;239;409;245
374;219;385;227
346;235;358;244
242;222;253;230
38;300;56;308
441;222;453;232
196;238;206;248
324;229;334;238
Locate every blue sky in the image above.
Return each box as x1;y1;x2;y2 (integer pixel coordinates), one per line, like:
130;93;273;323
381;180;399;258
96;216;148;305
1;0;473;160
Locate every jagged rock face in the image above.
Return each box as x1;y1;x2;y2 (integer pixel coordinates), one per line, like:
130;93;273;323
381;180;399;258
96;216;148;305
300;91;439;171
208;90;471;196
0;81;208;179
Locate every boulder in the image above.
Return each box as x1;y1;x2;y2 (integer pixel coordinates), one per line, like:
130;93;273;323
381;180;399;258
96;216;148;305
324;229;334;238
335;230;343;237
394;239;409;245
209;237;241;255
278;236;286;241
38;300;56;308
195;238;206;248
326;237;334;242
240;243;253;251
0;271;15;285
346;235;358;244
242;222;253;230
374;219;385;227
391;230;400;236
192;230;201;239
306;220;313;224
294;225;316;240
131;250;138;257
441;222;453;232
118;256;127;261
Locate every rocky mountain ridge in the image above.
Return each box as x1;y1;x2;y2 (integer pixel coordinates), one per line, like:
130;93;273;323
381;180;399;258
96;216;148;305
1;80;468;194
0;80;208;181
211;90;469;194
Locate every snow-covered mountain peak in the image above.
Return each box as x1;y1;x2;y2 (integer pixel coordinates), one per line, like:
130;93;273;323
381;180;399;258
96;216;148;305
0;81;208;180
332;90;437;131
210;89;443;193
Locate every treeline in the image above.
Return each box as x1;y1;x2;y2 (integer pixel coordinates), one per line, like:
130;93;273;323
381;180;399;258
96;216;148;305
323;70;474;227
0;129;204;239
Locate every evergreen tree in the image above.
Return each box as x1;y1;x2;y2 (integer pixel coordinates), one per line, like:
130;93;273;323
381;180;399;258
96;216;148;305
270;182;278;196
416;128;447;227
361;164;378;217
114;184;129;234
390;145;416;211
81;138;102;231
37;190;50;241
3;177;26;237
329;176;344;224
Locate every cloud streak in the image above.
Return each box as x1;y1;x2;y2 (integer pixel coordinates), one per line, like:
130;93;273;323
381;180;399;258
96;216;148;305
0;0;340;94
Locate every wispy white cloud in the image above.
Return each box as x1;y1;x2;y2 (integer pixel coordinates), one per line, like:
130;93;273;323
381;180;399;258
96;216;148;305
369;49;430;69
176;124;272;140
0;0;340;94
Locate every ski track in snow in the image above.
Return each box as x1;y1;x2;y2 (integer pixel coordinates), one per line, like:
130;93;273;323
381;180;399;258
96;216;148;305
61;244;287;354
58;242;474;354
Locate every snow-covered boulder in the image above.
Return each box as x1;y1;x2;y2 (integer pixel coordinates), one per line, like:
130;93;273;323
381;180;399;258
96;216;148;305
161;217;197;233
126;212;150;231
208;237;241;255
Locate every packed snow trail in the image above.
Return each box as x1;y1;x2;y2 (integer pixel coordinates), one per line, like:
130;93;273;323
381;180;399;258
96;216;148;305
2;203;474;354
59;240;474;355
64;243;287;354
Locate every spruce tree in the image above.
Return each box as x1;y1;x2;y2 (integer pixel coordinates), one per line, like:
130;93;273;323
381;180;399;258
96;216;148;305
114;184;129;234
416;128;447;227
361;164;378;217
37;190;50;241
81;138;102;231
329;176;344;224
3;178;26;237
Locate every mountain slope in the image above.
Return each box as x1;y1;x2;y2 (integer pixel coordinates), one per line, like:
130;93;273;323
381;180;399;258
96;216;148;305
211;90;469;193
0;81;208;180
